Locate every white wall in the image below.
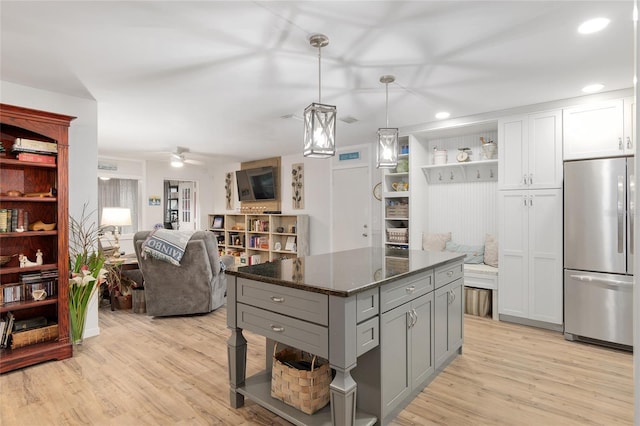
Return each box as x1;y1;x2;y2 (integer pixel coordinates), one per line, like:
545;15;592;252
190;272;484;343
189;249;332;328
1;80;100;339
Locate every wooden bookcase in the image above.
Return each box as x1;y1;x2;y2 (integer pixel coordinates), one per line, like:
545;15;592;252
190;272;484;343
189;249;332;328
0;103;74;373
208;213;309;266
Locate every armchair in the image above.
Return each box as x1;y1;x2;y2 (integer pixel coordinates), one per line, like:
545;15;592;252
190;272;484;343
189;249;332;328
133;230;228;316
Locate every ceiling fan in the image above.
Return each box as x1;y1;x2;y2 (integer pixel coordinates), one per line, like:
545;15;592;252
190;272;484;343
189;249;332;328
168;146;205;167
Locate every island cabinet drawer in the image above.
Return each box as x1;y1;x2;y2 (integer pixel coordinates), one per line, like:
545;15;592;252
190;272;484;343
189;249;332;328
237;278;329;326
356;316;379;357
238;303;328;359
380;271;433;313
356;288;379;323
435;261;463;289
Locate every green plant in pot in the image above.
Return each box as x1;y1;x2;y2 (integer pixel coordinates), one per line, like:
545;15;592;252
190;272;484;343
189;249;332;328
68;203;106;344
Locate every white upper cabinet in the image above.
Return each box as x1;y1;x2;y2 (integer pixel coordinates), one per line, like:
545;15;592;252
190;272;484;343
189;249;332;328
563;99;630;160
498;109;562;190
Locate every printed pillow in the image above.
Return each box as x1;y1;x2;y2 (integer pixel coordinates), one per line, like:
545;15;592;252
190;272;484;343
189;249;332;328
422;232;451;252
484;234;498;267
445;241;485;264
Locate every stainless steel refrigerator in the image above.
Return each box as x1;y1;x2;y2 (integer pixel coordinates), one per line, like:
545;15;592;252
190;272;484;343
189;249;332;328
564;157;634;347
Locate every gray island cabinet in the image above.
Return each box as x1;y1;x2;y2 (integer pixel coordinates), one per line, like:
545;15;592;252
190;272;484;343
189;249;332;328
226;247;464;426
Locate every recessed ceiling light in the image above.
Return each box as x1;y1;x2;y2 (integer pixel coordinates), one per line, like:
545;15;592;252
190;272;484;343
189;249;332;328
435;112;450;119
582;83;604;93
578;18;610;34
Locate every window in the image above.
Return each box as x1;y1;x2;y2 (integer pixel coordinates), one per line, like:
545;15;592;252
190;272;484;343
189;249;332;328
98;178;139;234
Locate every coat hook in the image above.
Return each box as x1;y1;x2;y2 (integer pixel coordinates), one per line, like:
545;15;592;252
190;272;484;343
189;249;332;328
450;171;454;180
490;169;494;178
438;172;442;181
477;169;481;179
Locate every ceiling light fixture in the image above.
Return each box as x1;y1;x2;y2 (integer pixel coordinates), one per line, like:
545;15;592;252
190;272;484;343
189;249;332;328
303;34;336;158
578;17;610;34
170;153;184;168
582;83;605;93
435;111;451;119
376;75;399;168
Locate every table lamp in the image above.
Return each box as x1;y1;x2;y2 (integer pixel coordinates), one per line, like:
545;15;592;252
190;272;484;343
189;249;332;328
101;207;132;258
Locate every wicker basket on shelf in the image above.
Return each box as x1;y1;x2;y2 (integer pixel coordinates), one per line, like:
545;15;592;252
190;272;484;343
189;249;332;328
270;344;332;415
386;228;408;243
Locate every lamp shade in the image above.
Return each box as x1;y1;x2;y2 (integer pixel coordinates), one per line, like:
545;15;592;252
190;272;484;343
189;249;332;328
303;102;336;158
101;207;132;227
376;128;399;168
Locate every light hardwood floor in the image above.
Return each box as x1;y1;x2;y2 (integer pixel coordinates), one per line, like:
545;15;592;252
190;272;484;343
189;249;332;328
0;306;633;425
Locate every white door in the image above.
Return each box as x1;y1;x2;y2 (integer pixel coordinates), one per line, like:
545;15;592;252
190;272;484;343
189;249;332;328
528;110;562;189
563;99;624;160
498;115;527;190
178;181;196;230
332;166;370;251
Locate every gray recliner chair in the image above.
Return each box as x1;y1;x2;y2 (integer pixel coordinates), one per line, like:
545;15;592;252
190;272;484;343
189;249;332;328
133;230;230;317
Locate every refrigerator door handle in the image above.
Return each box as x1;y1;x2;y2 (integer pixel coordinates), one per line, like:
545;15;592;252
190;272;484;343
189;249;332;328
618;176;624;253
630;174;635;255
569;274;633;289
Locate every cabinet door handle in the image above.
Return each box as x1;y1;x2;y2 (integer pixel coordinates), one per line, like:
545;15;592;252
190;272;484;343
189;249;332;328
270;296;285;303
528;174;533;185
412;308;418;327
522;174;527;185
407;311;415;329
270;325;285;332
619;137;624;150
406;285;416;294
627;136;632;149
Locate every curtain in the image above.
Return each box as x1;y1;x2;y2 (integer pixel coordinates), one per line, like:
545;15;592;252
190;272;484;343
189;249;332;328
98;178;139;234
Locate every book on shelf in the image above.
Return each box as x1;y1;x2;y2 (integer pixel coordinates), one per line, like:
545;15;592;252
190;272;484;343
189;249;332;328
13;138;58;154
11;322;59;349
2;283;24;304
1;312;15;349
16;152;56;164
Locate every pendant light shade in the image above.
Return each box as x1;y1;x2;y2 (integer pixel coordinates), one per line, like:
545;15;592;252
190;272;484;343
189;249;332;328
376;75;399;168
303;34;336;158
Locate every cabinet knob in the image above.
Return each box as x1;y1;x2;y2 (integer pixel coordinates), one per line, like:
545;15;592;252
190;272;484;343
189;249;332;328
406;285;416;293
270;296;285;303
447;270;453;277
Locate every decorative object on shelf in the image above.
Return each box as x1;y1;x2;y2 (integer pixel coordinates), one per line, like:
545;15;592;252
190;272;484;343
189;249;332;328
291;163;304;209
376;75;399;168
391;182;408;191
303;33;336;158
373;182;382;201
28;220;56;231
0;254;17;266
274;242;282;251
456;147;472;163
6;190;23;197
396;158;409;173
225;172;233;210
31;289;47;301
433;147;448;165
480;137;497;159
18;254;38;268
69;203;107;345
100;207;131;258
35;249;43;265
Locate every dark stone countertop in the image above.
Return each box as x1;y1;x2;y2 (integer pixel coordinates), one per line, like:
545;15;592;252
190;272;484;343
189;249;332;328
227;247;465;297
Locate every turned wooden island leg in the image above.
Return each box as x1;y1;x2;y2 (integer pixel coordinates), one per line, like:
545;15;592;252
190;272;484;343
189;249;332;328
227;328;247;408
329;366;357;426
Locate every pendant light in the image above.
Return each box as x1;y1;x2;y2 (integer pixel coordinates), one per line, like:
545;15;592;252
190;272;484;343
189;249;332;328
303;34;336;158
376;75;399;168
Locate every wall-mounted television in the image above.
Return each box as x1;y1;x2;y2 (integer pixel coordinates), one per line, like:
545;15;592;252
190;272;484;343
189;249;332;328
236;166;277;202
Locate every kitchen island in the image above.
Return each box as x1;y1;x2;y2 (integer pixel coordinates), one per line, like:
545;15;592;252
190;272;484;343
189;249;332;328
226;247;465;426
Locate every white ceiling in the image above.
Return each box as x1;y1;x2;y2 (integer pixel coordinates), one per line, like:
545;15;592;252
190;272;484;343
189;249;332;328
0;1;634;163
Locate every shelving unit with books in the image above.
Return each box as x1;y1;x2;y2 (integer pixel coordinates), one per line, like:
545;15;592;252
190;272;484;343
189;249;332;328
208;213;309;266
0;103;74;373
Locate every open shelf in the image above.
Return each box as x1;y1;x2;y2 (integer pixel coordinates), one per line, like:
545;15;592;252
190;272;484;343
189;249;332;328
421;159;498;183
238;371;377;426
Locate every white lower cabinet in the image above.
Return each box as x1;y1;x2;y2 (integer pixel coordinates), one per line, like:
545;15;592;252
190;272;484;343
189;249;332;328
434;278;464;369
498;189;563;326
381;292;434;416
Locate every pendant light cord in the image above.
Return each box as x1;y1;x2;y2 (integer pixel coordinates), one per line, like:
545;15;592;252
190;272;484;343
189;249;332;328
385;82;389;127
318;45;322;104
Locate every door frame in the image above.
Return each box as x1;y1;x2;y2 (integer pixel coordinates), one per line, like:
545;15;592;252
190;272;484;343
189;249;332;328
330;144;372;251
